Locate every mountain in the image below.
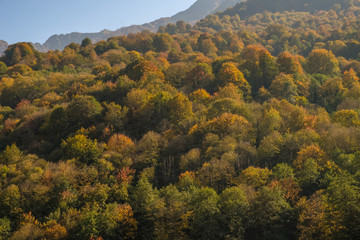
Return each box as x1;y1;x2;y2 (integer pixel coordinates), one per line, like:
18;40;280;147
38;0;243;51
171;0;242;22
41;18;172;51
0;40;9;56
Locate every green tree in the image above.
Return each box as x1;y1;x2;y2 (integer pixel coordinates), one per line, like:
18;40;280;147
246;187;294;240
61;134;102;164
66;95;103;128
240;45;278;95
325;175;360;239
188;187;221;240
0;218;11;240
270;73;298;103
0;62;7;75
81;37;92;48
168;93;193;124
319;77;346;111
219;187;249;239
153;33;173;52
131;177;161;239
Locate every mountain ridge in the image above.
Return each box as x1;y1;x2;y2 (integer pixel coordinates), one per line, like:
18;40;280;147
37;0;243;51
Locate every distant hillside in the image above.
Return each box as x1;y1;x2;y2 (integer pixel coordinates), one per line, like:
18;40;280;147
38;0;243;51
219;0;351;18
0;40;9;56
41;18;173;51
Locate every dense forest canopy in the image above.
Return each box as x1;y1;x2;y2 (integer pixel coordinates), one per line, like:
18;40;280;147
1;0;360;239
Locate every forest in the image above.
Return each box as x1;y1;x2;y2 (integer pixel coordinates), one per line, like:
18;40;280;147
1;0;360;239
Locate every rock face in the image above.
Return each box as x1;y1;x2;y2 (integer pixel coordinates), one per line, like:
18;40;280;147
172;0;242;22
0;40;9;56
38;0;243;51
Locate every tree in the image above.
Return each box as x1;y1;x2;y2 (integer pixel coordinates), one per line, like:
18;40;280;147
9;213;67;240
332;109;360;127
293;145;336;194
276;51;303;75
153;185;188;239
0;61;7;75
168;93;193;124
297;191;330;240
0;218;11;240
188;187;221;240
43;106;68;141
197;159;236;192
184;63;215;92
207;97;249;120
240;45;278;94
259;107;282;141
237;167;271;189
342;68;359;88
217;62;251;97
258;131;284;168
219;187;249;239
191;113;253;140
81;37;92;48
153;33;173;52
66;95;103;128
4;42;37;66
319;77;346;111
189;89;211;104
61;134;102;164
164;62;191;88
180;148;202;172
307;49;340;75
107;134;134;154
131;177;161;239
325;175;360;239
272;163;295;180
270;73;298;103
246;187;294;240
135;131;163;170
0;184;22;221
197;34;218;56
123;59;161;82
98;203;138;240
104;102;128;131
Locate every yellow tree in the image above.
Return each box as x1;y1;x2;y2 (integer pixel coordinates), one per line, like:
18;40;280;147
217;62;251;97
342;68;359;88
277;51;304;75
332;109;360;127
307;49;340;75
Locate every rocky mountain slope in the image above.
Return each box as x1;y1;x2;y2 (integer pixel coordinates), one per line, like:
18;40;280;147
0;40;9;56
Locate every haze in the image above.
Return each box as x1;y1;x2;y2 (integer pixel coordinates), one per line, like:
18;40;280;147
0;0;197;44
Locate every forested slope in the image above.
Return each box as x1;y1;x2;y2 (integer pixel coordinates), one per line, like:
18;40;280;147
0;0;360;239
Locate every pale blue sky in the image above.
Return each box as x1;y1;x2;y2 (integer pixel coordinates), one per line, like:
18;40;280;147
0;0;197;44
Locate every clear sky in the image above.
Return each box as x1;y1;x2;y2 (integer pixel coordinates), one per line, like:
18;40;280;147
0;0;197;44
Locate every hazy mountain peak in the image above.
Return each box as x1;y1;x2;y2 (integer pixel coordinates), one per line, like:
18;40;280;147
172;0;242;22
